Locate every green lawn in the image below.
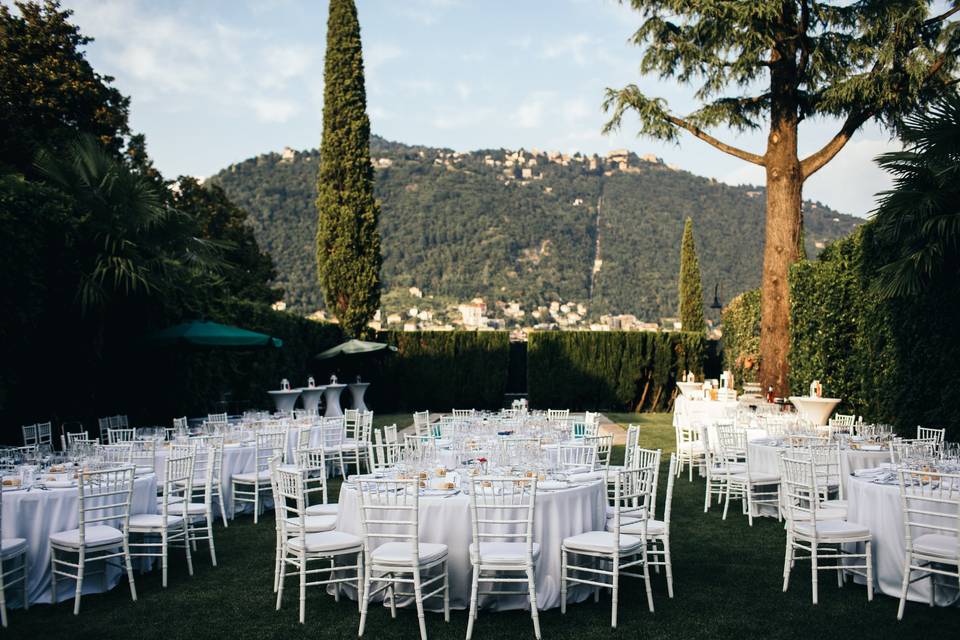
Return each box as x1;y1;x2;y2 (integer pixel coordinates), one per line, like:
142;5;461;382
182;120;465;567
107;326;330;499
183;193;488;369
5;413;957;639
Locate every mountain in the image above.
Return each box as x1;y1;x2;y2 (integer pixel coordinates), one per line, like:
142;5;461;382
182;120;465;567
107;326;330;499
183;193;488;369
210;136;861;322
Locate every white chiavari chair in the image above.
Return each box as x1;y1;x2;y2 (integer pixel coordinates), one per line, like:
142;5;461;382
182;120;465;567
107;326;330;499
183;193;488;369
272;460;363;624
896;468;960;619
617;447;661;519
383;424;400;461
562;466;655;627
547;409;570;420
50;466;137;615
605;425;640;487
338;412;367;478
780;455;873;605
357;478;450;640
172;416;189;433
129;453;193;588
21;424;38;448
0;488;28;627
466;476;540;640
452;408;475;418
232;429;285;523
206;413;228;428
699;426;741;513
719;423;780;526
286;425;312;464
674;424;704;481
183;436;224;561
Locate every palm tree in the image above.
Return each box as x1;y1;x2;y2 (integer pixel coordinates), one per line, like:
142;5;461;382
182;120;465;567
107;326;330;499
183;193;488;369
871;93;960;298
35;135;226;316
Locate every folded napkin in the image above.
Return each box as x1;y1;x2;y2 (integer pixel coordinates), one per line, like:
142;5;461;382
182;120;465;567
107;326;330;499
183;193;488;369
853;467;884;477
568;471;605;483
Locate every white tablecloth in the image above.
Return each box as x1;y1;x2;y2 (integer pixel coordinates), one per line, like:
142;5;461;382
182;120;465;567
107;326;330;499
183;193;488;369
673;396;739;429
846;475;959;606
335;479;607;610
1;473;158;606
748;443;890;493
154;443;256;518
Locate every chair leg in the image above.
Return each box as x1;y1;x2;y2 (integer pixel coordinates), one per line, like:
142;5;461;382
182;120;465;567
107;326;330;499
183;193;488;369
442;561;449;623
275;549;287;610
273;528;282;593
1;558;7;628
466;565;479;640
663;538;674;598
782;535;793;592
746;485;754;527
299;554;306;624
560;549;567;614
527;566;541;640
50;547;57;606
22;553;29;611
387;572;397;618
611;558;620;628
412;568;428;640
866;541;873;602
722;483;731;520
72;549;85;615
183;526;194;577
207;517;217;567
811;543;819;605
358;558;371;637
897;552;911;619
253;481;260;524
642;549;654;613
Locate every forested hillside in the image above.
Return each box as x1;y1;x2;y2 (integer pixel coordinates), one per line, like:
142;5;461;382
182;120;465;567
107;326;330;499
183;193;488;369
212;136;860;320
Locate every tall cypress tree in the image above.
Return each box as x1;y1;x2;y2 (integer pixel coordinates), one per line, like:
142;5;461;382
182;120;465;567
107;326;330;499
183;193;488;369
316;0;381;337
679;217;705;333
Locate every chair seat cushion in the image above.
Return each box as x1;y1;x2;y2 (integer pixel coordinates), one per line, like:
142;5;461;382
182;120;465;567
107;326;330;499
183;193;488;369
468;541;540;564
821;499;848;510
50;525;124;547
232;470;270;483
712;463;747;474
913;533;960;559
185;502;208;515
284;515;337;533
129;513;185;530
607;519;667;537
794;519;871;541
677;442;704;454
729;471;780;484
288;531;363;554
371;542;448;565
786;507;847;522
305;503;339;516
562;531;643;554
0;537;27;558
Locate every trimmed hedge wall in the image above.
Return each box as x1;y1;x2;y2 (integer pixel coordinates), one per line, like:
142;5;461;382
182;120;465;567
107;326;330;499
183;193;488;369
721;289;762;387
789;226;960;438
527;331;706;412
370;331;511;412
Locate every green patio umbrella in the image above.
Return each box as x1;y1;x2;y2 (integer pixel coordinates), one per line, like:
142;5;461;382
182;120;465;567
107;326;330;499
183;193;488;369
145;320;283;349
314;338;397;360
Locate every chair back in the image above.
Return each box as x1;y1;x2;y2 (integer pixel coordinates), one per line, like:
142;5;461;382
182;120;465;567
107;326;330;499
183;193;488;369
318;416;344;450
469;476;537;554
630;447;662;518
100;443;134;465
207;413;228;427
160;452;193;519
356;478;421;563
76;467;135;544
585;434;613;470
369;430;394;471
779;455;821;530
107;428;135;444
297;447;330;506
917;427;946;444
344;409;360;440
897;468;960;561
609;466;655;543
192;435;224;501
794;442;844;501
131;439;156;473
623;425;641;468
557;442;597;471
22;424;38;447
547;409;570;420
452;408;475;418
413;410;430;437
255;429;286;473
272;460;308;538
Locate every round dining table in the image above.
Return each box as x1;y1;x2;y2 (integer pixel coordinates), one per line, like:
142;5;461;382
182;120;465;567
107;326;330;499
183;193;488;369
846;472;960;606
334;477;607;611
1;472;158;606
747;441;891;493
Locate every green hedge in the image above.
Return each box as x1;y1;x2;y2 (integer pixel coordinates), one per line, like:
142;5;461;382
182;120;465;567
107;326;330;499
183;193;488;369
720;289;761;387
370;331;511;412
789;225;960;438
527;331;706;412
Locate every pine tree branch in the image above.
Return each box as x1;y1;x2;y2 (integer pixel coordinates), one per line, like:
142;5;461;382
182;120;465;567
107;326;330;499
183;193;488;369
800;110;872;180
664;113;766;166
925;5;960;25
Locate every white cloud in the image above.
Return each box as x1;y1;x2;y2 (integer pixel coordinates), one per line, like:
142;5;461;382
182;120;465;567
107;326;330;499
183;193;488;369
432;106;494;130
257;45;317;89
541;34;592;66
250;97;301;123
456;82;472;101
511;93;554;129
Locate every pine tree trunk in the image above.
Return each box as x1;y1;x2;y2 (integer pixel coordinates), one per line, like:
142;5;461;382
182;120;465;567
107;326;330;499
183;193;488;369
759;118;802;397
760;14;803;398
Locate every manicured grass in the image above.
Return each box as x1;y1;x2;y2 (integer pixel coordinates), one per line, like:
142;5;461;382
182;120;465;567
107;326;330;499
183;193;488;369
606;412;676;454
5;414;957;639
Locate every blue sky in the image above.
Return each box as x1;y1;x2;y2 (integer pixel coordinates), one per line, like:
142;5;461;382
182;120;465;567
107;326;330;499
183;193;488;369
58;0;900;216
